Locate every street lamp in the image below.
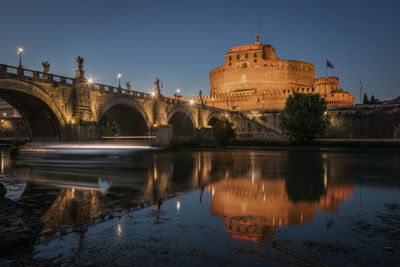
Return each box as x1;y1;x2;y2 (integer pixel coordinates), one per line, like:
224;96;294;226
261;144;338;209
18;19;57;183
189;100;194;105
18;47;23;68
176;88;181;95
151;91;155;97
117;73;122;87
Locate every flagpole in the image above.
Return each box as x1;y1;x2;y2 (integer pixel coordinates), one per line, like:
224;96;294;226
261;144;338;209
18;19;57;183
326;60;328;95
326;60;328;79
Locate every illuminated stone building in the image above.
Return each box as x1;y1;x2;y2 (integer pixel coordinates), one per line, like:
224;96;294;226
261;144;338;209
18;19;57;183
184;36;354;111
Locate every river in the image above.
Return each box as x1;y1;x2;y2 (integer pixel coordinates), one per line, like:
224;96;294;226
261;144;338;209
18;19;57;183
0;146;399;266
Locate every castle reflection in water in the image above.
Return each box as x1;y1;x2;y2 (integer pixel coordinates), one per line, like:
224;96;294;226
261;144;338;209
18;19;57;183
2;150;355;242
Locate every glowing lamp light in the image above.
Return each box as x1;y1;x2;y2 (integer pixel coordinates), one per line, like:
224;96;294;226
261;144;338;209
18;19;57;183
88;78;93;84
71;118;76;124
151;91;155;96
176;88;181;94
117;73;122;79
3;113;6;116
18;47;24;54
189;100;194;105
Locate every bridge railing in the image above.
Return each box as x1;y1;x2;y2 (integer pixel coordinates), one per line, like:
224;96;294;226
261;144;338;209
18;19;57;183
0;64;152;98
92;82;149;98
0;64;74;85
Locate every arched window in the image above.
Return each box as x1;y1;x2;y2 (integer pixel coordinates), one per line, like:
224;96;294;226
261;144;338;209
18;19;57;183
254;53;257;58
229;56;232;61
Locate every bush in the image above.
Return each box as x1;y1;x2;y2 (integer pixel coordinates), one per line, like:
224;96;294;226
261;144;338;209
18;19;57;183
280;92;330;144
212;118;236;145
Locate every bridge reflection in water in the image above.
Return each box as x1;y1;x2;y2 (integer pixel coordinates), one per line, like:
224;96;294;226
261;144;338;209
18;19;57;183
4;150;355;242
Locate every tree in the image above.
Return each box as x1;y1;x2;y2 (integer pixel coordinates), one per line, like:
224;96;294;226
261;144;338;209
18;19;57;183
280;92;330;144
212;117;236;145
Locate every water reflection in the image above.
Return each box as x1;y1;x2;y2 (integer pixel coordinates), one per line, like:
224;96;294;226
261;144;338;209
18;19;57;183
1;149;362;243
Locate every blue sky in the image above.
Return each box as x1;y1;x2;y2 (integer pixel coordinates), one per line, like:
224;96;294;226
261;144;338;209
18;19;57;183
1;0;399;101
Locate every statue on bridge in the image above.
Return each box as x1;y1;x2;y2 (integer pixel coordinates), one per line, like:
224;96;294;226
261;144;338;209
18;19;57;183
42;61;50;73
199;90;205;107
154;78;161;96
75;56;85;78
126;81;132;90
75;56;84;70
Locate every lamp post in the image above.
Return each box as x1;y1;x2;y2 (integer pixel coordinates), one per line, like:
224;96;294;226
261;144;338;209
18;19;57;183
176;88;181;101
88;78;94;88
18;47;23;68
117;73;122;88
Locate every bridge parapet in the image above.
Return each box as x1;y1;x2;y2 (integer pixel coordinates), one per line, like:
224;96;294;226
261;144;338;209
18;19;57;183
0;64;75;85
0;64;152;99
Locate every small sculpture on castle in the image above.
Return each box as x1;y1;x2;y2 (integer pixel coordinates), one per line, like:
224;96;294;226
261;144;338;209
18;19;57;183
254;33;261;44
126;81;132;90
42;61;50;73
75;56;84;70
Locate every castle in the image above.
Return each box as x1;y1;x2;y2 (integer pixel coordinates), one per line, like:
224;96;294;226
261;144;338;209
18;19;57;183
182;35;354;111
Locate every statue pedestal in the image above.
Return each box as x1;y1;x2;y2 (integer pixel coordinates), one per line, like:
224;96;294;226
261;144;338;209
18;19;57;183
75;69;85;79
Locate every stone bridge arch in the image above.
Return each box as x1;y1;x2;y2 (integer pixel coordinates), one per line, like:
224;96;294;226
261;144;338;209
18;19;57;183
167;105;197;142
206;112;226;127
0;79;68;141
97;96;151;137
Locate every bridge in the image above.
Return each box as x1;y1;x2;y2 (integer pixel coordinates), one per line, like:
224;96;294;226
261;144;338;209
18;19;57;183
0;61;280;145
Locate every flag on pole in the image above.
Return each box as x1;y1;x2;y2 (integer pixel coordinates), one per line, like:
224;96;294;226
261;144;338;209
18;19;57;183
326;60;334;69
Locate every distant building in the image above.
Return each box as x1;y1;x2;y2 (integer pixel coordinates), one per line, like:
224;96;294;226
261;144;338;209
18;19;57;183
0;98;20;117
181;36;354;111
